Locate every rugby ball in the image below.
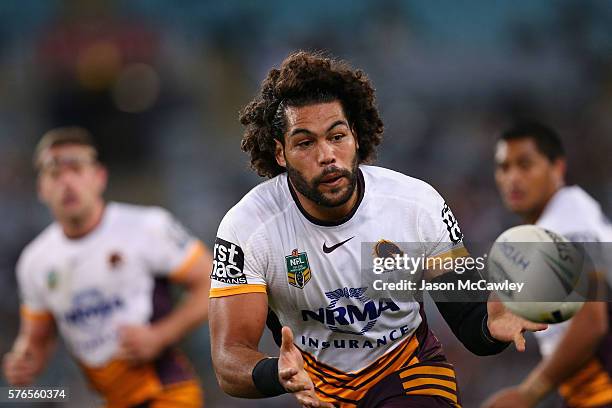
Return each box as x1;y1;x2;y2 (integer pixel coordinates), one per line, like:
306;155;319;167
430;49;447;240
487;225;584;323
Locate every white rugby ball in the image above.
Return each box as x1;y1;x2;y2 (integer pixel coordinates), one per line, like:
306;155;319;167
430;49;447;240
487;225;584;323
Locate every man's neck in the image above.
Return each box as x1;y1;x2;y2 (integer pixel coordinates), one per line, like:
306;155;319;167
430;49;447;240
522;184;564;225
60;201;106;239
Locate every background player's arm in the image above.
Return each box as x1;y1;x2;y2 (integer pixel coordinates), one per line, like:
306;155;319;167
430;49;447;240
2;314;57;385
484;301;608;407
117;245;212;363
152;246;212;344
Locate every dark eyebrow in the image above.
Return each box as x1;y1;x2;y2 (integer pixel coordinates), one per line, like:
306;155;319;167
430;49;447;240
327;120;349;132
289;128;315;137
288;120;349;138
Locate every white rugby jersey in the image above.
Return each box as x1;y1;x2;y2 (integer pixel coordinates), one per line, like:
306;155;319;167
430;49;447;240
535;186;612;356
17;202;204;367
210;165;465;373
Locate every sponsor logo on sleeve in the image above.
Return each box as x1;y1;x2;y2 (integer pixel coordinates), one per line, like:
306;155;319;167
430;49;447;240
211;237;247;284
441;203;463;244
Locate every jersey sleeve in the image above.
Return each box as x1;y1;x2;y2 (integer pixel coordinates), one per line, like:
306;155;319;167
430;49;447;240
417;187;467;260
144;208;205;282
16;251;53;322
209;211;267;298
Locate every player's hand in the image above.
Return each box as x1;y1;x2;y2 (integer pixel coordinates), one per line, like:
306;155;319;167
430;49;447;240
486;297;547;352
481;386;533;408
279;326;334;408
2;345;39;386
116;324;165;364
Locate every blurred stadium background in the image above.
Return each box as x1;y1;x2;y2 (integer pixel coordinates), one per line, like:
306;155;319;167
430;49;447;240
0;0;610;406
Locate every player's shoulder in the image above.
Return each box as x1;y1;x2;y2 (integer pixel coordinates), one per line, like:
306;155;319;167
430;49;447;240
538;186;609;240
106;201;175;228
18;222;62;274
361;165;443;206
220;175;291;233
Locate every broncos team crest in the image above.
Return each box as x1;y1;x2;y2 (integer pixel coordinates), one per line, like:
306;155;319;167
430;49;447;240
286;248;311;289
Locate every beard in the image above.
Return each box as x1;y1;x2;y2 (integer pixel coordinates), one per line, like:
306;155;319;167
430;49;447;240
286;155;359;208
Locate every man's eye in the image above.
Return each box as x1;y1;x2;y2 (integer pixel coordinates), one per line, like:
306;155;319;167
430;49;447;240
297;140;313;148
518;160;532;170
332;134;345;141
497;163;509;172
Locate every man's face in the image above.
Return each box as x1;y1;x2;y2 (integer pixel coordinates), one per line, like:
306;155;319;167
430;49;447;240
275;100;360;208
37;144;107;222
495;138;564;217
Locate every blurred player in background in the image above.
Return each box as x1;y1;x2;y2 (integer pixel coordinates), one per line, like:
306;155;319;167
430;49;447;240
208;51;546;408
2;127;211;407
484;122;612;408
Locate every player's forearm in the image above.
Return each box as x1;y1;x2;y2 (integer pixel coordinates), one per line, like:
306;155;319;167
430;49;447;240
519;302;607;403
432;271;509;355
35;337;57;374
212;343;271;398
152;281;209;348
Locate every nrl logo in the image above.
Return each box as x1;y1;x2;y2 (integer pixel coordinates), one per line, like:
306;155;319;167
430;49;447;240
47;270;58;290
286;248;311;289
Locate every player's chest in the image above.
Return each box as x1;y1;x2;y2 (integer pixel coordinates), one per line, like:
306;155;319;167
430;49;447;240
38;240;150;311
265;217;422;308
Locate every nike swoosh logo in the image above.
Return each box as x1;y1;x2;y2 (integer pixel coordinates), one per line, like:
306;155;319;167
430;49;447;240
323;236;355;254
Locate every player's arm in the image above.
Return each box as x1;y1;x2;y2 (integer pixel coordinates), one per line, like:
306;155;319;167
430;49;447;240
430;267;546;355
210;293;333;407
209;292;269;396
483;301;608;407
430;269;508;356
151;243;212;343
2;311;57;385
521;301;608;400
421;196;545;355
117;243;212;362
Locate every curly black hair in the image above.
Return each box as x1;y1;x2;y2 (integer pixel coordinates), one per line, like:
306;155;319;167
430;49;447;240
239;51;384;178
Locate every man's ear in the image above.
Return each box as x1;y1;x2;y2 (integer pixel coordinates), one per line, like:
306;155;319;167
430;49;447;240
552;157;567;187
36;176;46;204
275;139;286;168
96;164;108;195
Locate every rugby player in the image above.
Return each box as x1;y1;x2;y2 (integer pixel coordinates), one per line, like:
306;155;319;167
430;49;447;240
484;123;612;408
208;51;546;407
2;127;211;407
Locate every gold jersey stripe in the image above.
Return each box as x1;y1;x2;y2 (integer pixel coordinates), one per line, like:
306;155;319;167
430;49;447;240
169;241;206;282
209;284;267;298
20;305;53;322
403;377;457;391
399;365;456;379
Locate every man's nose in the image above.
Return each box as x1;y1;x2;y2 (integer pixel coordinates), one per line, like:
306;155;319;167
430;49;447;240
56;168;78;186
503;166;523;188
317;140;336;166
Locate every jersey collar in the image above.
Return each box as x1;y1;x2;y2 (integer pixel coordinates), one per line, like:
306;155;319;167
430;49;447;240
287;168;365;227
